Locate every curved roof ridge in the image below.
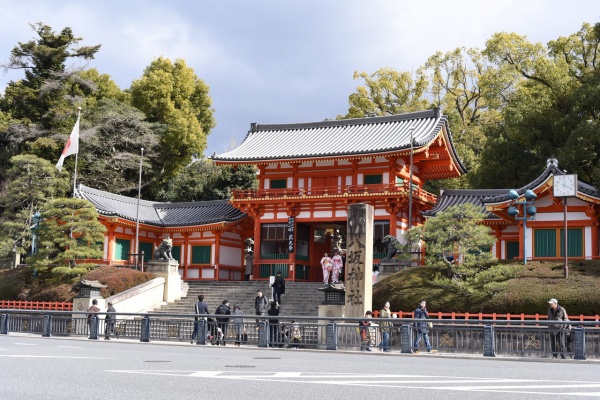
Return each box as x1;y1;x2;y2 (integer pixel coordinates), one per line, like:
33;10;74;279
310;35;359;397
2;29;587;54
76;185;246;227
212;108;465;171
254;109;438;132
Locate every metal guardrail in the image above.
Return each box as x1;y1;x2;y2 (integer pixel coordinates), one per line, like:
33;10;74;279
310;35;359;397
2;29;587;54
0;310;597;359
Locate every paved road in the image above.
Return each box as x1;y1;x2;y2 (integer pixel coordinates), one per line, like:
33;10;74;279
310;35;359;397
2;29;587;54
1;333;599;400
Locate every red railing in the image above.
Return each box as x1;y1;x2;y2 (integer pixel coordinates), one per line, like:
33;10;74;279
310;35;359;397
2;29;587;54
232;183;437;204
372;310;600;322
0;300;73;311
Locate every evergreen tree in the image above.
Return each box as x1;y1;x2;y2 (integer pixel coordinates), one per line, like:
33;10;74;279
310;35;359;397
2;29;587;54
0;154;69;256
155;158;257;202
31;198;105;277
405;203;496;281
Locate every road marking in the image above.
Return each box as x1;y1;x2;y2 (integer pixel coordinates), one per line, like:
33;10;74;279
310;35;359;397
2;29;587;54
0;355;112;359
106;371;600;396
58;346;83;349
13;343;36;346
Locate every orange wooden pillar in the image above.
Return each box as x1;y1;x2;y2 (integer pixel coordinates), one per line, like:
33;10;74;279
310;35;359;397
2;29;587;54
106;226;116;264
214;230;222;281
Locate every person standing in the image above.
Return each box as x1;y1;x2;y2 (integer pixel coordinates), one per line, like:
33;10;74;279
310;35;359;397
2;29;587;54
548;298;569;359
272;271;286;305
255;289;269;325
289;320;302;349
320;252;332;286
267;301;280;347
231;303;245;346
359;310;373;351
87;299;100;337
104;301;117;340
331;250;343;284
414;300;436;354
378;301;392;352
214;300;231;346
191;295;210;343
244;251;254;281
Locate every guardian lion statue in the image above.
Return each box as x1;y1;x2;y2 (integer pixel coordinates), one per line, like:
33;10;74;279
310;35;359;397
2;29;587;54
154;237;174;261
381;235;400;261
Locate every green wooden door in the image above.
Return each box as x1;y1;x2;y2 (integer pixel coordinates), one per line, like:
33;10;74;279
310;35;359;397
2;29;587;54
534;229;556;257
560;228;583;257
506;241;520;260
171;245;181;263
191;246;211;264
139;242;153;262
115;238;131;260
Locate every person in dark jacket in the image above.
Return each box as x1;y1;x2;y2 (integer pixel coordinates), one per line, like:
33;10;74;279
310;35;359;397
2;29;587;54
255;289;269;324
191;295;210;343
359;310;373;351
231;303;245;346
104;302;117;340
271;271;285;305
214;300;231;346
548;298;569;359
267;301;280;347
414;300;436;353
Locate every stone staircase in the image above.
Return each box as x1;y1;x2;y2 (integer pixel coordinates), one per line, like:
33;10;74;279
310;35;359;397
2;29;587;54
151;281;325;319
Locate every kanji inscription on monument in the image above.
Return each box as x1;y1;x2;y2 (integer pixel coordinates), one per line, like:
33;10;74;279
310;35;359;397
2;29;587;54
345;203;373;317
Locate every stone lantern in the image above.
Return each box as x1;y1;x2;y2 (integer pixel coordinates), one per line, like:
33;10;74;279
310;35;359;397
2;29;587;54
72;279;107;315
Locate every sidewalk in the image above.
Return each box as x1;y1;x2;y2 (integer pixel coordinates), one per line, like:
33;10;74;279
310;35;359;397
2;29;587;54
3;332;598;364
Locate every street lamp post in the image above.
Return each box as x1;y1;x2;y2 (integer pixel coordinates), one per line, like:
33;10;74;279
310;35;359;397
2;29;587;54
134;148;144;271
507;189;537;265
408;127;414;230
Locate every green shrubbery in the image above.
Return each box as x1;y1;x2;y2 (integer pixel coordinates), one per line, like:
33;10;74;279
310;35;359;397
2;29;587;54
0;265;154;302
373;261;600;316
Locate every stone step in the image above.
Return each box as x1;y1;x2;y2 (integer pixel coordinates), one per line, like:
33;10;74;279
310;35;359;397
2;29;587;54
151;281;326;318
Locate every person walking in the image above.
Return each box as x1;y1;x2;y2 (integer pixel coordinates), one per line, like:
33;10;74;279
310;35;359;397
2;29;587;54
414;300;436;354
320;252;332;286
104;301;117;340
267;301;280;347
191;295;210;343
272;271;286;305
255;289;269;325
359;310;373;351
231;303;245;346
548;298;570;359
214;300;231;346
331;250;343;285
378;301;392;352
244;251;254;281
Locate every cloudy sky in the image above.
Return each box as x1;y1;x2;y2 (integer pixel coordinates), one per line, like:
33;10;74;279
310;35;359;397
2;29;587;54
0;0;594;157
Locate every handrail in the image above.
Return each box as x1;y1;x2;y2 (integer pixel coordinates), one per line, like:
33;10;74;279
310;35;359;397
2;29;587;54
231;183;437;204
371;309;600;322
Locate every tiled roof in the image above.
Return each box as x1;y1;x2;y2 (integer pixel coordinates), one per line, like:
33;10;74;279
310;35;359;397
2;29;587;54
75;185;246;227
482;159;600;204
212;109;466;173
422;189;507;219
423;159;600;218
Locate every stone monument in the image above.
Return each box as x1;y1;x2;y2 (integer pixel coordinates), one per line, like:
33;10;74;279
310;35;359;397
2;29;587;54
145;237;182;303
344;203;373;317
72;279;106;317
317;204;373;344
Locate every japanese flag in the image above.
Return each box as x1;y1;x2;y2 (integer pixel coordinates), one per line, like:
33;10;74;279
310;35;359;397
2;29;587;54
56;115;80;172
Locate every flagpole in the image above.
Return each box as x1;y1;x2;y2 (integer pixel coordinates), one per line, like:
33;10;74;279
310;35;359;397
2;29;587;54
135;148;144;271
72;107;82;197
